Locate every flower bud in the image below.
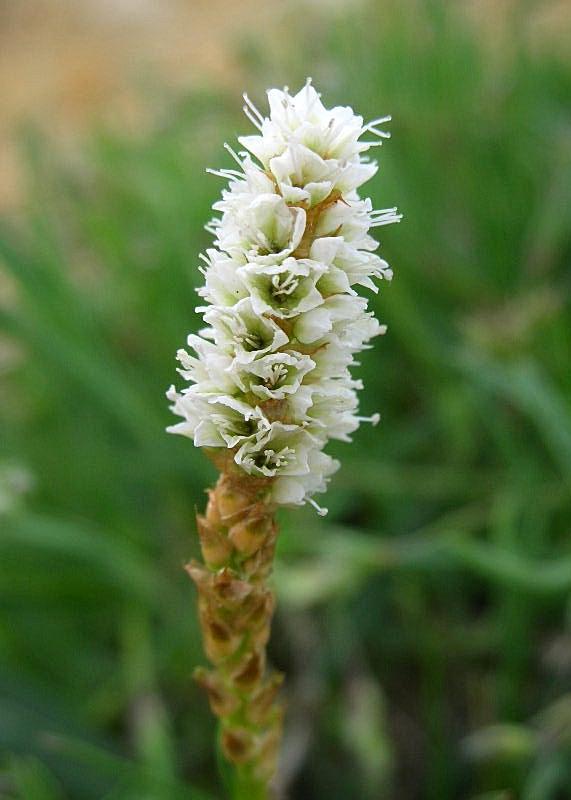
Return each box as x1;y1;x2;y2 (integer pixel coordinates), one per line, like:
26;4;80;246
228;514;274;556
196;516;232;566
194;667;239;717
216;484;256;521
221;727;255;764
232;649;265;690
245;674;284;726
202;616;242;663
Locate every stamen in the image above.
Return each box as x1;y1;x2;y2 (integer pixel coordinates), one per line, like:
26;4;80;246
367;125;392;139
243;105;263;132
308;497;328;517
370;206;398;216
304;76;319;112
267;363;288;387
369;209;402;227
271;272;299;298
206;167;244;179
369;114;392;126
356;413;381;426
240;331;263;350
223;142;246;170
243;93;265;130
362;115;392;136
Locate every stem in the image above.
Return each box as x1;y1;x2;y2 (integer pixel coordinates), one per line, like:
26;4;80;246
188;455;283;795
234;762;271;800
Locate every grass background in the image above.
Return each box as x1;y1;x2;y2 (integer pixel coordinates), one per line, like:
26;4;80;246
1;1;571;797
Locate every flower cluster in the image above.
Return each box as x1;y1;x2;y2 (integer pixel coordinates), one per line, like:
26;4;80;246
168;80;400;514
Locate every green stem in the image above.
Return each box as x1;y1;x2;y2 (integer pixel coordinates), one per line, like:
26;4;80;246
233;765;270;800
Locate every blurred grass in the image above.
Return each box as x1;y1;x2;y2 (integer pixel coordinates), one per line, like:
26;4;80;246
1;1;571;798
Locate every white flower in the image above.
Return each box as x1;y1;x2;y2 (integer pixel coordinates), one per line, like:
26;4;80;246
232;351;315;400
273;450;340;512
167;388;267;449
235;423;316;479
310;236;392;293
305;378;362;442
168;80;401;513
293;294;368;345
239;80;388;166
214;193;306;266
197;249;249;307
268;144;336;206
175;336;237;395
238;257;326;319
201;299;289;363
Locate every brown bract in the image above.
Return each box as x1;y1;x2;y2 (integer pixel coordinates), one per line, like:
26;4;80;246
188;465;283;788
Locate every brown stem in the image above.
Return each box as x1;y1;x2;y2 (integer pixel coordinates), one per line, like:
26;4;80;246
291;189;342;259
187;456;283;791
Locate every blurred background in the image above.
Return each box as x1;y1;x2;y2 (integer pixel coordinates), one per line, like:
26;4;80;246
1;1;571;798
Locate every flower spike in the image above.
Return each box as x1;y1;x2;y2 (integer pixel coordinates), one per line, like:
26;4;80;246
167;81;400;793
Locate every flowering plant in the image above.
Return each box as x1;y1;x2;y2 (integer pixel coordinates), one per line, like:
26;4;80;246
168;80;400;796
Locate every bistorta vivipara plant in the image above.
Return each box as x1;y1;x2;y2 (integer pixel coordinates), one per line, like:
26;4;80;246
167;79;400;796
